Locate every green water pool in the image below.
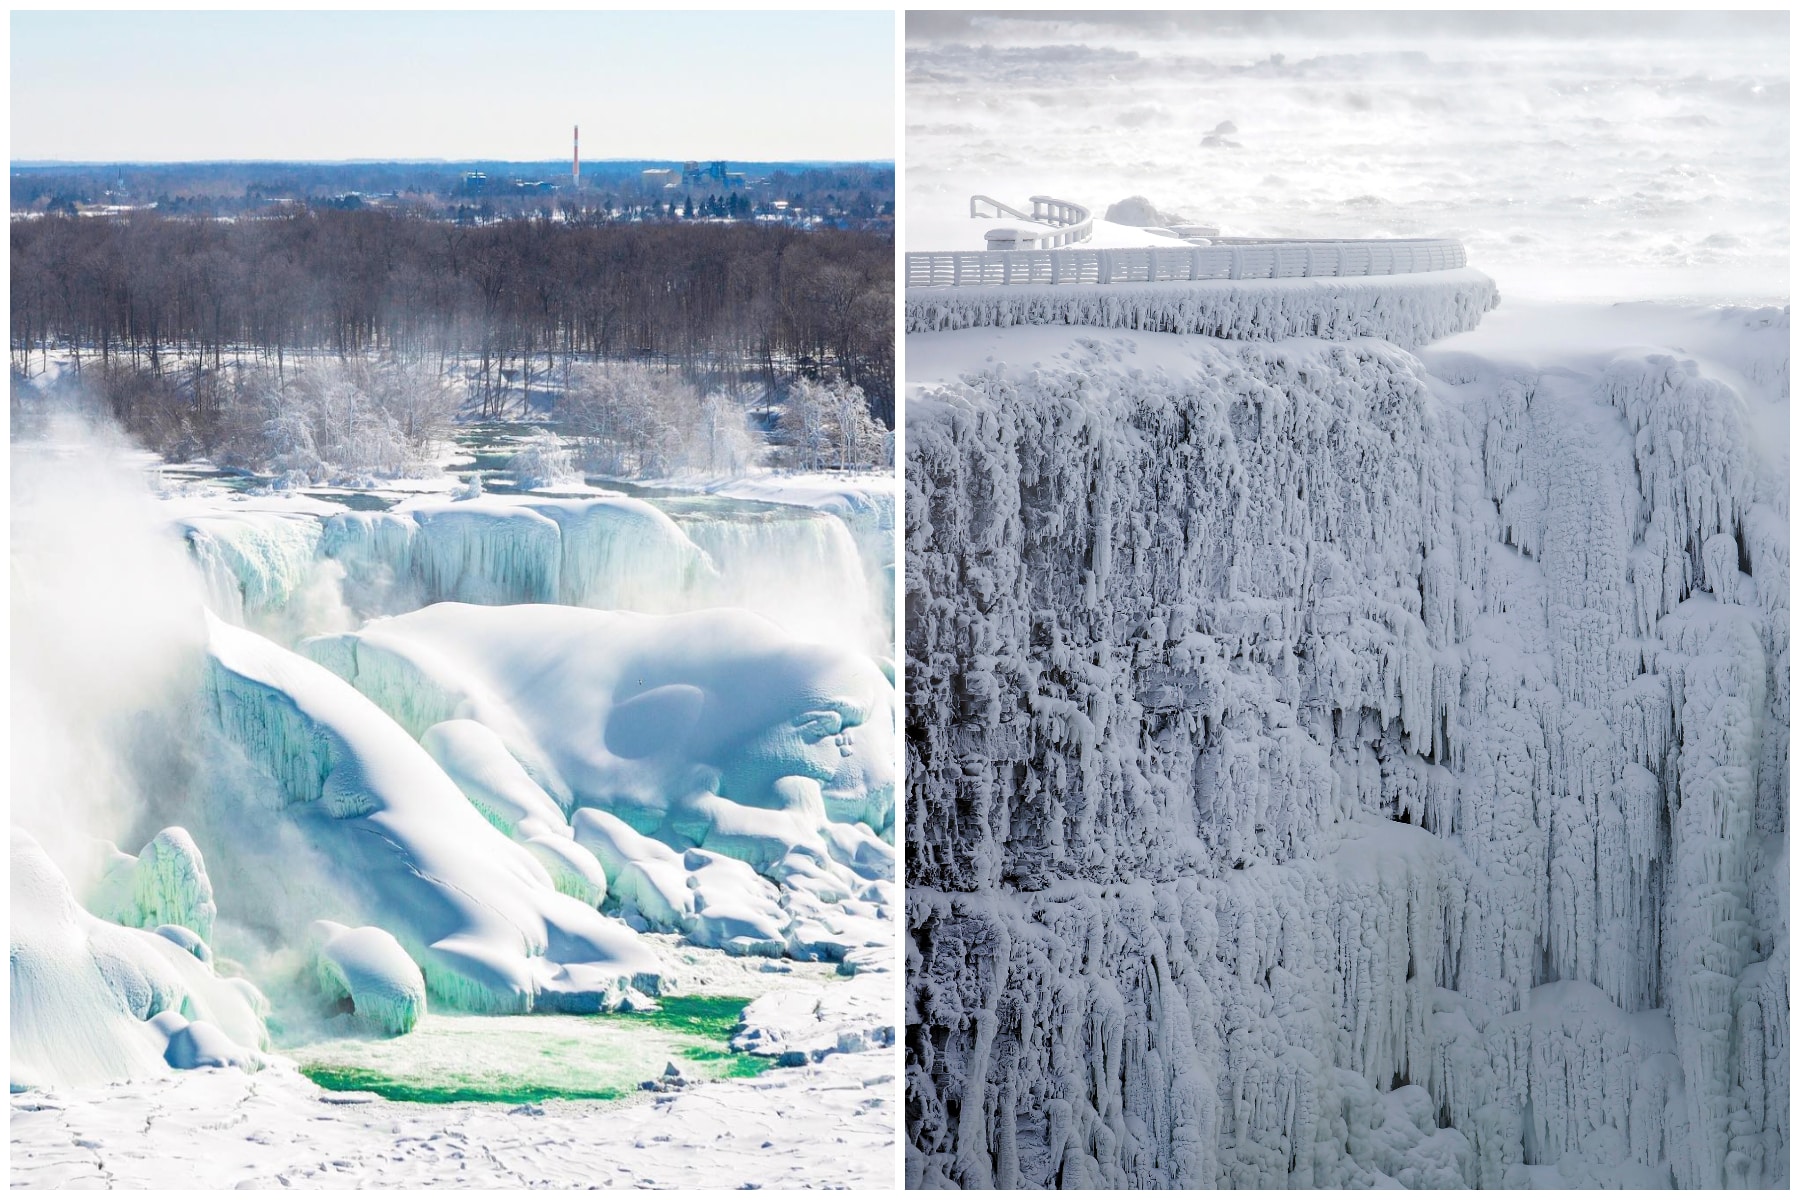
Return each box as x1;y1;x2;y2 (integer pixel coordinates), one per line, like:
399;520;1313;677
294;996;775;1105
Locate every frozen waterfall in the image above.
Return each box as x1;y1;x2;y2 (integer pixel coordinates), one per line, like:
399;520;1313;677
905;301;1787;1188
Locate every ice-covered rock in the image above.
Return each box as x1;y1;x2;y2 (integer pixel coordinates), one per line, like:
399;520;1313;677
129;827;218;943
1105;195;1180;227
153;924;212;964
87;828;218;945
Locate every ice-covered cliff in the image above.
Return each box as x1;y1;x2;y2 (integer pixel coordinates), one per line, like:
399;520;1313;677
181;491;886;656
905;302;1787;1188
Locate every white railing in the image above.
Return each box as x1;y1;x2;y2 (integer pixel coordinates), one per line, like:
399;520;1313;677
970;194;1034;222
1026;196;1093;248
966;195;1094;251
905;236;1467;289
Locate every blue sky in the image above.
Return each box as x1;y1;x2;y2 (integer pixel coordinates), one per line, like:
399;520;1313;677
12;10;894;162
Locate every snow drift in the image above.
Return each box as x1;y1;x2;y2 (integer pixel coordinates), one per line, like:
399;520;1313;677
905;306;1787;1187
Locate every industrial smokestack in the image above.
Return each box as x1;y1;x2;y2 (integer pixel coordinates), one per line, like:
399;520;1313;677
573;125;580;190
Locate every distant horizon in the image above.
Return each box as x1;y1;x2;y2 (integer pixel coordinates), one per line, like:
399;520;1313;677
12;11;894;162
12;157;896;168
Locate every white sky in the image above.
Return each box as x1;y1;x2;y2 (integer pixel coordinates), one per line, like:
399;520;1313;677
12;10;895;162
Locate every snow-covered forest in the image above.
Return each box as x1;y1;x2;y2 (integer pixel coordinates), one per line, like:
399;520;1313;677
10;201;900;501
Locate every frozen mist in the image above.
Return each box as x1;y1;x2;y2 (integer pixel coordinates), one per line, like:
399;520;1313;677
906;11;1788;306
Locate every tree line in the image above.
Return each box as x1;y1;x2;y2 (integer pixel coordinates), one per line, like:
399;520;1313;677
10;208;895;427
11;161;894;222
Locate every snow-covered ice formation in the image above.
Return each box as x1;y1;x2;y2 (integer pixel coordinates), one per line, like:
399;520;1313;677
302;602;896;963
205;611;662;1015
310;921;429;1036
906;268;1500;349
905;297;1786;1188
89;827;219;946
11;829;268;1090
13;424;897;1168
181;491;884;654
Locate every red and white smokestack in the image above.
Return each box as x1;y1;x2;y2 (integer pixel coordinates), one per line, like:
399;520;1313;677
573;125;580;190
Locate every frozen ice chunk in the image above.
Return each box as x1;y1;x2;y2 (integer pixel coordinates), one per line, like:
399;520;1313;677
311;920;428;1036
130;827;218;944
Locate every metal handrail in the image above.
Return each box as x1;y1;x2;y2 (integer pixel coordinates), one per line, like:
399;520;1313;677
904;237;1467;289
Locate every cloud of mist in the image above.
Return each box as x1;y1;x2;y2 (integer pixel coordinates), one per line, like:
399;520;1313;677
11;411;212;880
11;405;367;1025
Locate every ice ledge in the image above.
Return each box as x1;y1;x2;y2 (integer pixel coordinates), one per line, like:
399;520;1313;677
905;266;1499;349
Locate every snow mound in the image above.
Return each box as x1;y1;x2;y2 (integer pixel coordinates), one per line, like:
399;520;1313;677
203;613;661;1014
303;603;896;963
10;828;268;1091
906;267;1500;349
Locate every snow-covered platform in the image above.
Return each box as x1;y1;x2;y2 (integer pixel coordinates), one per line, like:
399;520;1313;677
906;267;1500;349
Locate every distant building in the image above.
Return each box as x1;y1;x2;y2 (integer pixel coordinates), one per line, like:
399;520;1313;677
675;161;740;189
642;168;679;190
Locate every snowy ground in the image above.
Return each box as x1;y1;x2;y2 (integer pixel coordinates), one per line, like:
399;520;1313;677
10;1049;896;1190
15;935;896;1189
